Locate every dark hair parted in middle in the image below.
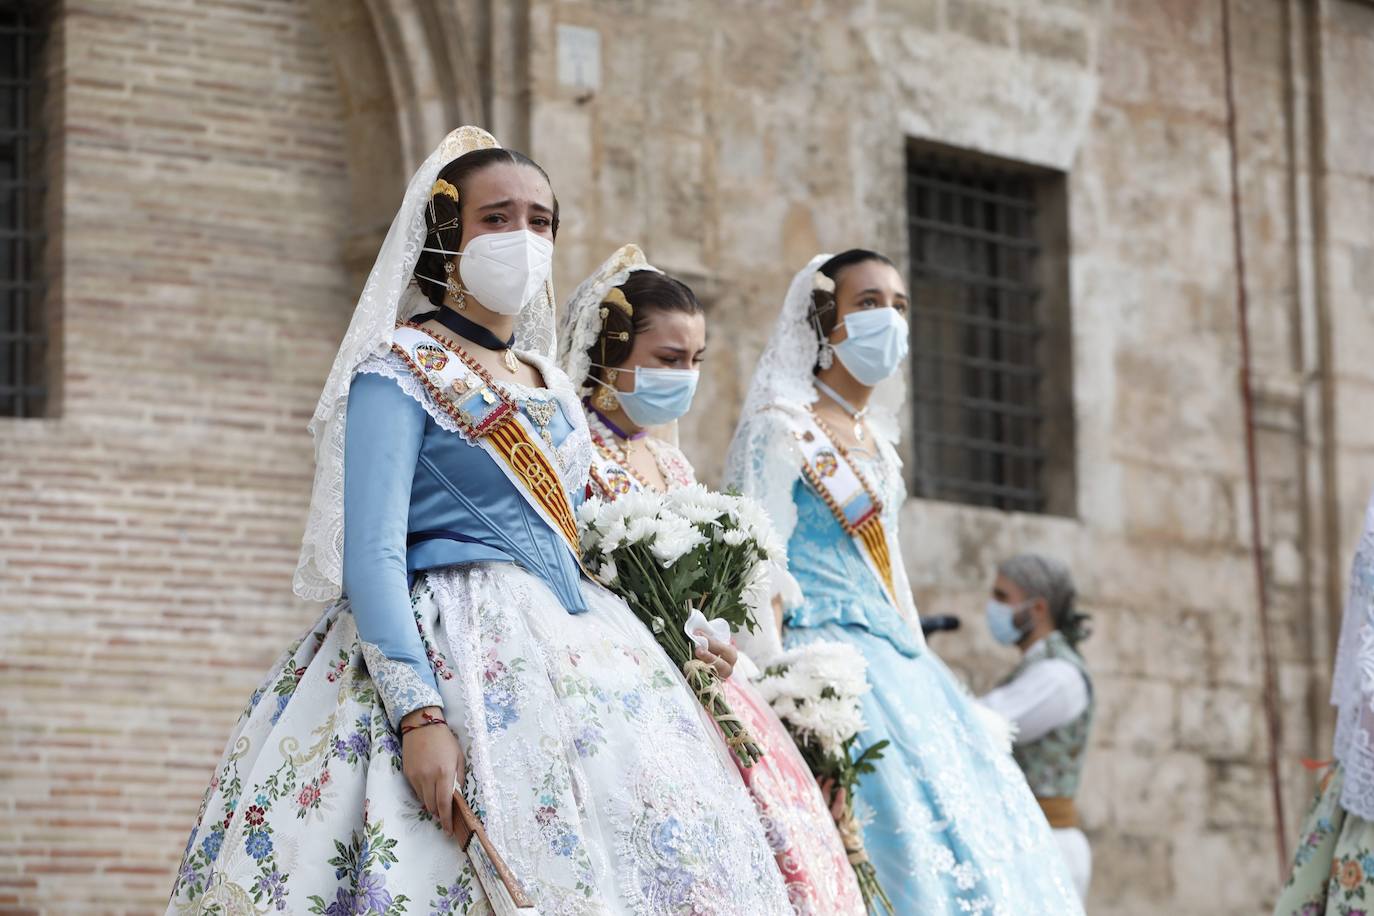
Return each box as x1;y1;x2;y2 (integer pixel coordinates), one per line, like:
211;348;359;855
809;248;898;343
585;270;703;387
412;147;561;308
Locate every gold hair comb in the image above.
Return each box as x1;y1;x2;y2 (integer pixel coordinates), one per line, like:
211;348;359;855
602;287;633;316
431;178;460;203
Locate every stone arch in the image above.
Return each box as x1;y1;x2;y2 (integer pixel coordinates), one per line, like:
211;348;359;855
305;0;531;282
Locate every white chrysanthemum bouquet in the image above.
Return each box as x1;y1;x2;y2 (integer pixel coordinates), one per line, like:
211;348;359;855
576;484;784;767
754;642;894;914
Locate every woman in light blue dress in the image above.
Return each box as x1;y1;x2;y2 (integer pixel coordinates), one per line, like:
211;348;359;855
725;250;1083;914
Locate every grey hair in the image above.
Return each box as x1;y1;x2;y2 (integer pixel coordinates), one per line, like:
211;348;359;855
998;553;1091;646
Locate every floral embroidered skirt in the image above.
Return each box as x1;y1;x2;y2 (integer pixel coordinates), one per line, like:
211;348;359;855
1275;762;1374;916
167;563;790;916
719;677;865;915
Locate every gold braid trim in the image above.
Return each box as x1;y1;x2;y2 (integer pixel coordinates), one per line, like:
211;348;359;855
855;517;898;606
486;417;582;559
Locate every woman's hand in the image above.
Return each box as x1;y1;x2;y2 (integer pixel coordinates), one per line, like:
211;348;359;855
818;777;849;824
694;634;738;679
400;706;465;836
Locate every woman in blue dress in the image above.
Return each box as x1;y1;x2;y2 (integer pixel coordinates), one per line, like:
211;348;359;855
167;127;789;916
725;250;1083;914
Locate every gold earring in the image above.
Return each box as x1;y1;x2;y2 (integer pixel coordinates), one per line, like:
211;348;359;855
445;261;466;310
593;369;620;412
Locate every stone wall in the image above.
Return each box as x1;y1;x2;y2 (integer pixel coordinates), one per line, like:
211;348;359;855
1;0;1371;913
528;1;1374;913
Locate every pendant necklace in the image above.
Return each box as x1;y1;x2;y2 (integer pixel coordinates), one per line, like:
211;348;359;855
421;308;521;374
814;378;870;443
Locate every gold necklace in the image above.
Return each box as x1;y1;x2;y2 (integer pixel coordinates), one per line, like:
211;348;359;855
587;412;662;492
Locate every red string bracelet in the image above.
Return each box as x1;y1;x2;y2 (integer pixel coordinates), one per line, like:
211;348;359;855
400;711;448;736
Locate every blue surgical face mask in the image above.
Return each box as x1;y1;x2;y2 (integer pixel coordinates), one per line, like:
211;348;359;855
985;599;1030;646
595;366;700;427
832;307;910;385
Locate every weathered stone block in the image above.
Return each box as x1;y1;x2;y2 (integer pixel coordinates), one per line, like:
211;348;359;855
1178;684;1257;759
947;0;1014;46
1019;13;1092;66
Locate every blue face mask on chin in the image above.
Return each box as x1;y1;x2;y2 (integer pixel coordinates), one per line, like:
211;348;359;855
597;366;700;427
832;307;910;386
985;599;1031;645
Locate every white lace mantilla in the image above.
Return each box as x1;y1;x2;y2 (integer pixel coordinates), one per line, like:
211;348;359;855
1331;490;1374;819
556;243;660;398
294;126;561;602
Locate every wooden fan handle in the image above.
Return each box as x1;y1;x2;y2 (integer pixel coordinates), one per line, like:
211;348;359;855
452;789;535;908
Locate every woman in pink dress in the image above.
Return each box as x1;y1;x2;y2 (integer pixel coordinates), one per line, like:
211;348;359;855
557;245;866;915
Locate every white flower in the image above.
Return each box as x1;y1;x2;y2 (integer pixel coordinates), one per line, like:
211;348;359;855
598;517;628;553
596;559;618;586
576;498;605;526
718;527;749;547
675;500;725;526
648;514;706;566
754;640;872;752
623;515;659;547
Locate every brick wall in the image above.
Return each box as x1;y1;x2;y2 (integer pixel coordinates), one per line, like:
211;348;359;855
0;1;350;910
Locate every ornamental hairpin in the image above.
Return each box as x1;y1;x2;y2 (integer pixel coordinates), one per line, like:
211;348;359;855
812;270;837;369
597;287;632;342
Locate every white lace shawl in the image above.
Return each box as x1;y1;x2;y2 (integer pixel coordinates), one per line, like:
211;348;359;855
723;256;920;657
293;126;560;602
555;243;659;397
1331;489;1374;818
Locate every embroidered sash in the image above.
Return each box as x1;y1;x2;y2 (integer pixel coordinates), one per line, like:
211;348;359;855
779;407;899;608
390;324;582;559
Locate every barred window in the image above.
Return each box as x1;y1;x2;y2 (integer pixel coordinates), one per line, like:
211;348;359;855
906;143;1074;515
1;1;48;418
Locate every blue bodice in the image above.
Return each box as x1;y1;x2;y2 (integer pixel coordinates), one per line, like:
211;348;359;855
785;478;923;657
341;353;589;724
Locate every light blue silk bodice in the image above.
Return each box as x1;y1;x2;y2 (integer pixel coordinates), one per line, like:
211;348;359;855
785;475;923;658
341;351;590;724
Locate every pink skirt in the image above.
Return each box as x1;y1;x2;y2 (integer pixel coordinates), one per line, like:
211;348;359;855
720;677;866;915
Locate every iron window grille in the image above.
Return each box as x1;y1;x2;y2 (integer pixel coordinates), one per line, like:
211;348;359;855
906;144;1073;514
1;1;47;418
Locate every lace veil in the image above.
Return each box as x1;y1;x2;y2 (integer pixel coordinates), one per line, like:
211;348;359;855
293;126;559;601
1330;489;1374;818
555;243;659;396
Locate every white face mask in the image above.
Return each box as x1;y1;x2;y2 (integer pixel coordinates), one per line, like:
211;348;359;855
425;229;553;316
